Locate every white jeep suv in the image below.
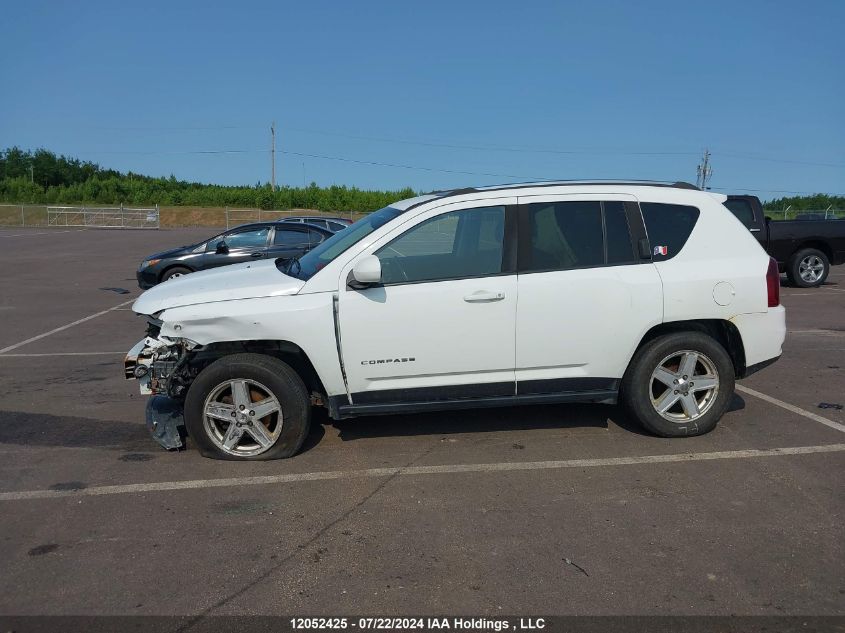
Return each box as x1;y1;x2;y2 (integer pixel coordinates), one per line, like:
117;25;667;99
125;181;786;460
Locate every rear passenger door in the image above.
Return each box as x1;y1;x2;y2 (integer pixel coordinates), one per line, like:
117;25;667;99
514;194;663;394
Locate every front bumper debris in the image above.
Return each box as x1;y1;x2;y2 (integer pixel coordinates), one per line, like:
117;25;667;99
126;334;194;450
146;395;186;450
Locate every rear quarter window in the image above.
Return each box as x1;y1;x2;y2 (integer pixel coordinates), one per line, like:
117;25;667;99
639;203;700;261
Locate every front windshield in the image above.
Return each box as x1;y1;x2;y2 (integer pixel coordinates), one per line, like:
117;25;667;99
280;206;403;281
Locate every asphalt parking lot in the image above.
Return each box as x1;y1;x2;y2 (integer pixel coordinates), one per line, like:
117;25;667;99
0;226;843;618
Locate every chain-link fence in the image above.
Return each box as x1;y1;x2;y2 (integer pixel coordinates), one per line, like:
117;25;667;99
0;204;49;226
772;208;845;221
0;204;160;228
47;205;159;229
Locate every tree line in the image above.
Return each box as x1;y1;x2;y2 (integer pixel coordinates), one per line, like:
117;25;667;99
0;147;415;212
1;147;840;211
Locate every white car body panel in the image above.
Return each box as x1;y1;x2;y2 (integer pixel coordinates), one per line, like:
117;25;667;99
127;182;786;411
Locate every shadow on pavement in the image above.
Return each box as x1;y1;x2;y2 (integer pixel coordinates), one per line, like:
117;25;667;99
330;402;613;441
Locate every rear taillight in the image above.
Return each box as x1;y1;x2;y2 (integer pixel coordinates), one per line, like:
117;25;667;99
766;257;780;307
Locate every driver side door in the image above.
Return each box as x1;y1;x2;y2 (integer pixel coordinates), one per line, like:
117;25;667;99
338;198;518;403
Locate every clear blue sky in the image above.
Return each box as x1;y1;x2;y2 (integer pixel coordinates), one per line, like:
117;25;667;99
1;0;843;201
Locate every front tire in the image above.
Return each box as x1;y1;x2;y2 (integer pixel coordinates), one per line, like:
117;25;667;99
788;248;829;288
184;354;311;460
161;266;192;283
621;332;735;437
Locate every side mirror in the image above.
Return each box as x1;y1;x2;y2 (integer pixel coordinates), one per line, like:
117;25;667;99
215;240;229;254
349;255;381;288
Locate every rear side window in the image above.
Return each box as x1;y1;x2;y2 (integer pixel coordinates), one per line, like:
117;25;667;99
723;199;755;226
306;229;326;245
522;200;637;272
639;203;700;261
273;228;309;246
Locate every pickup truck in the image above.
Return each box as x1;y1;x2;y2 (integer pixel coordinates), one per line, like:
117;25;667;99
725;195;845;287
125;181;785;460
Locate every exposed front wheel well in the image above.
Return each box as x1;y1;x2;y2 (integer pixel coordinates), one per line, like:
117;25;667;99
633;320;746;378
190;340;326;398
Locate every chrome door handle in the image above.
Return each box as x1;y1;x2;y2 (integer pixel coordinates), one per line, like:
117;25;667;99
250;252;264;258
464;290;505;303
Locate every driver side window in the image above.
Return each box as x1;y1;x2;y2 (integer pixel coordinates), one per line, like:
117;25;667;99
208;227;270;251
375;206;506;285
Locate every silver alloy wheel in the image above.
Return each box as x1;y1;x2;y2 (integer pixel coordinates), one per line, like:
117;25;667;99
649;350;720;423
798;255;825;283
202;378;283;457
166;272;185;281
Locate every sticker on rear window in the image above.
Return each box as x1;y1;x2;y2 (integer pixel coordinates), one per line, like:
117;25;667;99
654;245;668;256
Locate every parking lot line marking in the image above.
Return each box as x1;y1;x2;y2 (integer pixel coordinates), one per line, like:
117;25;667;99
736;385;845;433
0;443;842;502
0;299;135;354
0;351;125;358
0;230;76;237
787;329;845;336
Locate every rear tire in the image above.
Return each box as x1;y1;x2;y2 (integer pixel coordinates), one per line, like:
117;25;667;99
621;332;735;437
185;354;311;460
788;248;829;288
161;266;192;283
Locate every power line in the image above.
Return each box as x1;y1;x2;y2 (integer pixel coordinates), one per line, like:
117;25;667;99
714;151;845;169
279;150;552;180
68;147;844;196
85;124;266;131
710;186;845;196
286;126;700;157
286;127;845;168
75;122;845;168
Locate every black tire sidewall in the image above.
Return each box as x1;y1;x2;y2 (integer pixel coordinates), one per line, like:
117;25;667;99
184;353;311;460
788;248;829;288
161;266;192;282
622;332;735;437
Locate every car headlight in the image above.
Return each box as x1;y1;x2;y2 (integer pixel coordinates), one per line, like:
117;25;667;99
141;258;161;269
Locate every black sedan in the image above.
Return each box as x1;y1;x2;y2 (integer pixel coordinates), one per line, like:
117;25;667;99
136;222;334;289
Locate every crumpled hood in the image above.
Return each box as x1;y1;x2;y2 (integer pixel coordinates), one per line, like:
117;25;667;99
132;259;304;314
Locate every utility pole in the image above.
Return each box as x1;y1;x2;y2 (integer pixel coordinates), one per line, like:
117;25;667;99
28;165;34;183
270;121;276;192
696;149;713;190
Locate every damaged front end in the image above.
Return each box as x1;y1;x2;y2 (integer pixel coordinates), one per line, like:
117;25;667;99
124;317;199;450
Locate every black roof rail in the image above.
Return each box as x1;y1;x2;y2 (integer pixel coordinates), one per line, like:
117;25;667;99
412;180;702;210
671;181;700;190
